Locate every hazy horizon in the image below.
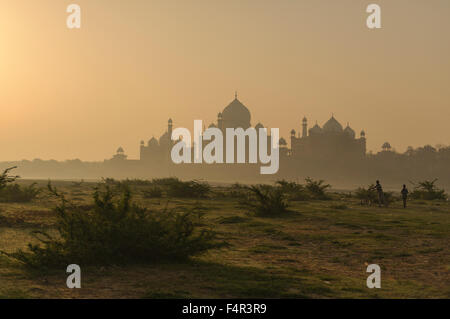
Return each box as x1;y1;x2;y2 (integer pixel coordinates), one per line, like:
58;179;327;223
1;0;449;161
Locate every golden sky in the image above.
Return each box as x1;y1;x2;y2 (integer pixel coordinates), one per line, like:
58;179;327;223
0;0;449;161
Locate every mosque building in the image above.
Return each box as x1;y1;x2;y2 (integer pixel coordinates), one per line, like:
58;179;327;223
114;94;366;164
290;115;366;160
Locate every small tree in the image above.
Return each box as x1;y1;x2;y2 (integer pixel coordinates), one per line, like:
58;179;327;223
410;179;447;200
0;167;19;190
305;177;331;200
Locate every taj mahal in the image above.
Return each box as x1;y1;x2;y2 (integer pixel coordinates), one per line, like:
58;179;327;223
111;94;367;166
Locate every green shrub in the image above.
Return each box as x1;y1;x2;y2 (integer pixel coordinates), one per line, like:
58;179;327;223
304;177;331;200
410;179;447;200
226;183;251;199
142;187;163;198
382;191;397;206
0;167;40;203
0;166;19;189
0;183;41;203
244;185;289;217
1;184;222;269
354;185;378;205
151;177;181;186
166;179;211;198
354;184;397;207
276;179;310;201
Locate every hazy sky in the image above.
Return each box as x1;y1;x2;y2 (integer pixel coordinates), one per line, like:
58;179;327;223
1;0;449;161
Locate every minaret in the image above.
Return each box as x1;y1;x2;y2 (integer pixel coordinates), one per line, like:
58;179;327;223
168;118;173;141
302;117;308;138
360;130;366;155
217;112;223;131
290;129;296;155
140;140;145;161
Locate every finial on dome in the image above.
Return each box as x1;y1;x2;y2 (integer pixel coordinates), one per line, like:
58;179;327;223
235;91;238;99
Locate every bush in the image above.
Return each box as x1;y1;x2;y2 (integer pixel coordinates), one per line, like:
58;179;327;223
0;166;19;189
304;177;331;200
225;183;251;199
354;185;378;205
151;177;181;187
276;180;310;201
1;184;222;269
244;185;289;217
166;179;211;198
354;184;397;207
0;183;41;203
0;167;40;203
382;192;397;206
142;186;163;198
410;179;447;200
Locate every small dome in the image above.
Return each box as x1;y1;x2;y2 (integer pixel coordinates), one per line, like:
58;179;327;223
344;123;356;139
148;137;158;147
279;137;287;146
290;129;296;135
117;147;124;154
382;142;392;150
360;130;366;137
159;131;170;144
309;123;323;135
168;118;173;124
302;116;307;123
323;115;343;133
208;123;217;128
217;112;222;119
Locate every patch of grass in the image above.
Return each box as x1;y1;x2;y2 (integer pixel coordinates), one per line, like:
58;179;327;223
143;289;190;299
218;216;250;224
0;289;30;299
189;261;302;298
249;244;287;254
329;204;348;210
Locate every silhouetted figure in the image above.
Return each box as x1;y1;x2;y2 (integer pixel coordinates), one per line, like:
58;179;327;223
370;180;385;207
401;184;409;208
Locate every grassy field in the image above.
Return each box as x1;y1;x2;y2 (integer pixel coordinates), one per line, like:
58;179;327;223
0;180;449;299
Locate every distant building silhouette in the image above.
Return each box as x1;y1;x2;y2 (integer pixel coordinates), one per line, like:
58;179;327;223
290;116;366;160
112;94;366;165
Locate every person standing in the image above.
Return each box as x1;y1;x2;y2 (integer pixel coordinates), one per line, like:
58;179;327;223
370;180;385;207
401;184;409;208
